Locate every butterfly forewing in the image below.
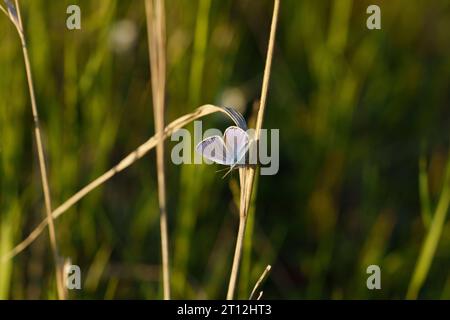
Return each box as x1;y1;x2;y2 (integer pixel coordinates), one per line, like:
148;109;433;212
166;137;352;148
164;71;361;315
196;136;233;165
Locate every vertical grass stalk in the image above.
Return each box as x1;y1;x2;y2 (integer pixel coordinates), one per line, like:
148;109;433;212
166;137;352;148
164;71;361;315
226;0;280;300
145;0;171;300
239;170;259;298
9;0;64;299
407;152;450;299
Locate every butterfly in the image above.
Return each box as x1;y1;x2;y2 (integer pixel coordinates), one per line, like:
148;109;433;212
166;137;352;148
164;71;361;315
196;126;251;177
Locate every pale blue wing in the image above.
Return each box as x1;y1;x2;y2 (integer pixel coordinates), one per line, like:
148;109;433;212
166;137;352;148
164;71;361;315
196;136;233;165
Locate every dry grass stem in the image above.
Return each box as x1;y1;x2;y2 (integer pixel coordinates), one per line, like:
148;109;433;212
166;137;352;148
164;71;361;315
226;0;280;300
2;104;241;262
0;4;8;17
11;0;65;299
249;265;271;300
145;0;170;299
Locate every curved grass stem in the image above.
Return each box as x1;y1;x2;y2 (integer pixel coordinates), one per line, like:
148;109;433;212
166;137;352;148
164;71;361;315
1;104;241;263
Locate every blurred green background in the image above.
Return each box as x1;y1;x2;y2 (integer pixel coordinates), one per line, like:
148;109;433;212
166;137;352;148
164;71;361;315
1;0;450;299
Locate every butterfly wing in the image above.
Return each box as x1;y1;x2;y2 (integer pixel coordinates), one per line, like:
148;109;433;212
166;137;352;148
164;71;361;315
223;126;249;165
196;136;233;165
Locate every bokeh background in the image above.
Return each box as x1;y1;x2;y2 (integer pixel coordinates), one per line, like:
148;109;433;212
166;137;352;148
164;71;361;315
1;0;450;299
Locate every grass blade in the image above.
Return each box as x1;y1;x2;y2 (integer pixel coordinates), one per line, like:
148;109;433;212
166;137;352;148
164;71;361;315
407;152;450;299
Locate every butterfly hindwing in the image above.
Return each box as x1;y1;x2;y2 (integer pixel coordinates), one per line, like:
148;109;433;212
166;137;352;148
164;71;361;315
223;126;249;165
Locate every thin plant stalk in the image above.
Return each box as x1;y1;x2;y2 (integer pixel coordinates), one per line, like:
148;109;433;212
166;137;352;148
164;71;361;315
407;153;450;299
418;155;432;228
145;0;170;300
239;169;259;298
8;0;64;300
226;0;280;300
227;212;248;300
249;265;271;300
0;4;8;17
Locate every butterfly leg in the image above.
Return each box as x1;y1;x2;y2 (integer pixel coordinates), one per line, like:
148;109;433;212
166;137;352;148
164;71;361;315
215;167;230;173
221;167;234;179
